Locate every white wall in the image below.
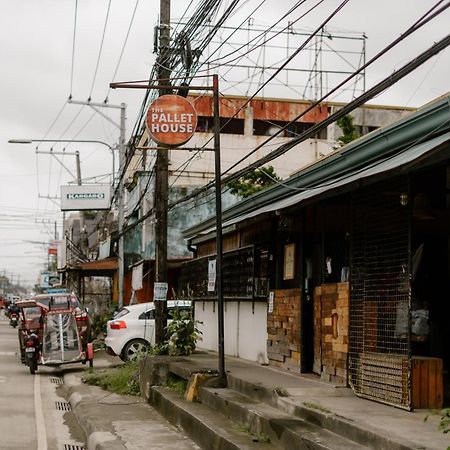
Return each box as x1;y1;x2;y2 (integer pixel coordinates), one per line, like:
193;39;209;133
169;133;331;184
195;300;268;364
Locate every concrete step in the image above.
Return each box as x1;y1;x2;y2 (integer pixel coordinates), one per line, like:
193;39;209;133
149;385;278;450
225;373;415;450
200;386;370;450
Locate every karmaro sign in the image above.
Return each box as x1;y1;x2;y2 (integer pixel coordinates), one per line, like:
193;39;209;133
146;95;198;147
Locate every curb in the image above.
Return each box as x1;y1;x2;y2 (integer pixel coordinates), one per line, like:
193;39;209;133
62;374;127;450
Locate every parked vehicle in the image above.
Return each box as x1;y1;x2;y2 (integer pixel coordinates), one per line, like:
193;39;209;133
31;293;92;347
16;295;94;374
105;300;191;361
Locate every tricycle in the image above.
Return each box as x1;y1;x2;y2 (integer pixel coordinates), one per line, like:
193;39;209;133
16;297;94;374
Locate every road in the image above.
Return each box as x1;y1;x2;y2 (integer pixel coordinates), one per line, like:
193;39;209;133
0;310;86;450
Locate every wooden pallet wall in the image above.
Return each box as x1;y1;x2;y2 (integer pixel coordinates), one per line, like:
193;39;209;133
313;282;350;385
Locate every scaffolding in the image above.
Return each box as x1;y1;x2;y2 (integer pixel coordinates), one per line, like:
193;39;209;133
173;19;367;102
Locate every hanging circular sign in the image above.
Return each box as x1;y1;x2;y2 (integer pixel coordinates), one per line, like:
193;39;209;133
146;94;198;147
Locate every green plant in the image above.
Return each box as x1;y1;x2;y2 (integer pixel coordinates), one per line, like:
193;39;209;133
166;307;202;356
91;308;115;337
147;342;169;356
303;401;331;414
166;375;188;396
424;408;450;434
334;114;358;148
227;166;280;198
82;360;140;395
235;423;270;443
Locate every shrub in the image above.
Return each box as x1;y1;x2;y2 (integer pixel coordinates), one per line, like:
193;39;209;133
166;307;202;356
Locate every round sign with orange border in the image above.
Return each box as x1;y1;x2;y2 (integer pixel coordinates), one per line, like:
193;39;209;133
146;94;198;147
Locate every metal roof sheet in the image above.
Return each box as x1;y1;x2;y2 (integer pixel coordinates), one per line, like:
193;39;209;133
193;131;450;238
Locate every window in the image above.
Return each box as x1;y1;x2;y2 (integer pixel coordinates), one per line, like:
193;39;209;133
139;309;155;320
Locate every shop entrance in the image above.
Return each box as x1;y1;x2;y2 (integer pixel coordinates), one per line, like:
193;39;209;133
411;164;450;408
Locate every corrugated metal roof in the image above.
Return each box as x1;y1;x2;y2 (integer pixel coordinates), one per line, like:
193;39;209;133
183;94;450;240
188;131;450;239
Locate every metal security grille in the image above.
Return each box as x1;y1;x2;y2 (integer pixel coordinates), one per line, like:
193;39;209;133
349;178;411;409
179;246;255;299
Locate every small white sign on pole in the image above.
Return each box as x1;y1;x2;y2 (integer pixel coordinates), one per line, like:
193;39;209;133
268;291;274;313
208;259;216;292
154;282;168;301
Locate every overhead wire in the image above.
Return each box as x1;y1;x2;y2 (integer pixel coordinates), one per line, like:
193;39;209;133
88;0;112;100
167;0;450;210
69;0;78;99
112;0;242;204
200;0;318;69
105;0;140;101
164;0;345;189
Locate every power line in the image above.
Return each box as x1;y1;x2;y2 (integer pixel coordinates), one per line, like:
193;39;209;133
88;0;112;100
105;0;140;101
168;34;450;211
69;0;78;99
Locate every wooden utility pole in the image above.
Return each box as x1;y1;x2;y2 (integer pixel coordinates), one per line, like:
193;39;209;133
154;0;171;344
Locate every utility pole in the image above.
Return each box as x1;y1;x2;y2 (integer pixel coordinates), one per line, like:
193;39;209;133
155;0;171;344
66;99;126;308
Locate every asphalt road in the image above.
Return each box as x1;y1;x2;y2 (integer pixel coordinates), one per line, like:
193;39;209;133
0;309;86;450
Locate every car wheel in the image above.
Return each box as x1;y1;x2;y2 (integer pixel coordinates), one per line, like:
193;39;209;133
121;339;149;361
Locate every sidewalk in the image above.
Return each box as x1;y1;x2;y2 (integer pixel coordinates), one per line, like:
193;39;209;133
165;351;450;450
62;350;450;450
61;352;200;450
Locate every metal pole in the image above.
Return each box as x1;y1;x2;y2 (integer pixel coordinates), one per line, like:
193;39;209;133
118;104;126;309
75;151;82;186
154;0;171;344
213;74;226;385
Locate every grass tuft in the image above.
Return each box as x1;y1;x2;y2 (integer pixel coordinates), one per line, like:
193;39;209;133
82;360;140;396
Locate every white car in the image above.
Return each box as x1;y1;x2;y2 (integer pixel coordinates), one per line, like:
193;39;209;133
105;300;191;361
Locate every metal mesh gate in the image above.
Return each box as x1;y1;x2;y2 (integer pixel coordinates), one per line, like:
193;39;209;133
349;178;411;409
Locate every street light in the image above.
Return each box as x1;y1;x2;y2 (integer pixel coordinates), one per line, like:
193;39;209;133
9;136;124;308
8;139;116;186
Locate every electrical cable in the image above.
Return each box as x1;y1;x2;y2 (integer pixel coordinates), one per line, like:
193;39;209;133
112;0;241;203
200;0;319;69
168;39;450;212
88;0;112;100
222;0;450;178
161;0;348;190
167;0;450;209
69;0;78;99
105;0;140;101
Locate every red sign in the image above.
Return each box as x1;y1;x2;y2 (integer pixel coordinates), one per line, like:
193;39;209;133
146;95;198;147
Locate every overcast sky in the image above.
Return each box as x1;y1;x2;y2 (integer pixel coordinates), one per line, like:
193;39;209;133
0;0;448;287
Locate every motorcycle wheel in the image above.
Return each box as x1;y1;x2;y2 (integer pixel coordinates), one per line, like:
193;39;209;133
29;359;37;375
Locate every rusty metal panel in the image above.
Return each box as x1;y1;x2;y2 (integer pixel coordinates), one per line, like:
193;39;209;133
189;95;328;123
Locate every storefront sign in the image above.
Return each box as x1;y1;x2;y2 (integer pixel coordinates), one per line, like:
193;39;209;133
40;271;60;289
146;95;198;147
61;184;111;211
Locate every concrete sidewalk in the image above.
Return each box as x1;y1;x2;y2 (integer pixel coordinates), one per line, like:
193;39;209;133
62;350;450;449
165;351;450;450
61;352;200;450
